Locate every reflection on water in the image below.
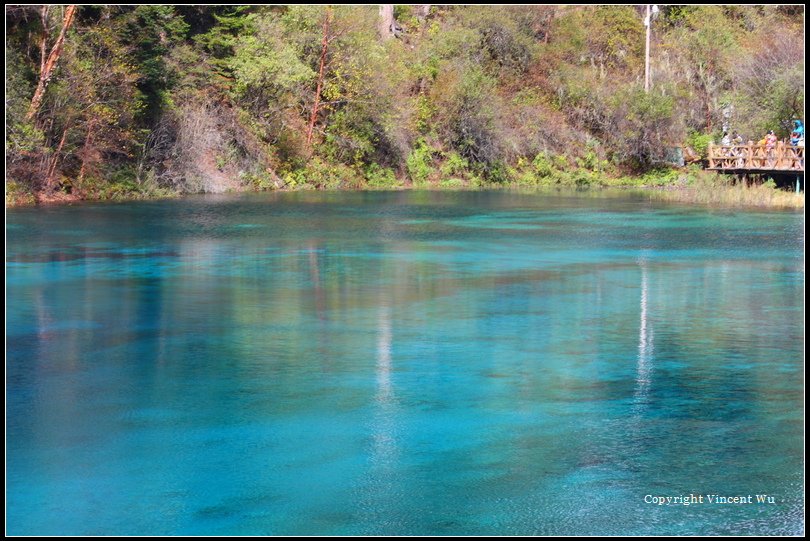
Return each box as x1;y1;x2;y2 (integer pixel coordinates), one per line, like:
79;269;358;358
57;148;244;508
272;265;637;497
371;304;396;467
634;259;653;406
363;303;401;532
6;191;805;535
375;305;394;407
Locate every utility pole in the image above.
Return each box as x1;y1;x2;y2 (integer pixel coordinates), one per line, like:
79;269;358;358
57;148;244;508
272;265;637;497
644;4;651;93
644;5;658;93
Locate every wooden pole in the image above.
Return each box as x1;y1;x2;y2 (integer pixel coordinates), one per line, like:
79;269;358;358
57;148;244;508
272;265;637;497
708;141;714;169
745;141;753;168
775;140;784;169
644;5;651;93
379;5;394;40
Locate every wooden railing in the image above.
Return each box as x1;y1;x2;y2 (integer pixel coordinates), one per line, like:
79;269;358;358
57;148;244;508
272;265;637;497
708;141;804;171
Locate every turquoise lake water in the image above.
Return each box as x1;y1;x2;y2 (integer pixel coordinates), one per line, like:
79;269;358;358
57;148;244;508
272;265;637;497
6;190;805;535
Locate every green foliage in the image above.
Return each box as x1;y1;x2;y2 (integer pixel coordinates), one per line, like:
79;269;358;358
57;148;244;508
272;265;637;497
439;177;465;189
685;131;714;159
284;158;360;190
608;88;677;170
406;140;437;185
550;6;643;70
664;6;740;131
731;34;803;138
4;5;804;204
606;167;682;187
193;6;256;73
5;45;44;160
577;148;607;172
230;26;314;102
4;46;33;126
481;160;513;183
660;6;698;28
434;66;503;166
440;152;469;176
6;121;44;155
414;93;436;135
588;6;644;69
5;180;36;206
364;163;399;188
762;177;777;189
121;6;189;123
470;8;534;74
241;170;279;191
532;152;554;178
515;151;615;187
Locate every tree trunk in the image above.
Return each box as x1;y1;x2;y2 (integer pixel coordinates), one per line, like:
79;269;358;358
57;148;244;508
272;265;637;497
78;120;95;189
27;5;77;121
705;90;712;132
38;6;50;77
379;5;394;40
416;5;431;22
46;125;69;192
306;8;332;147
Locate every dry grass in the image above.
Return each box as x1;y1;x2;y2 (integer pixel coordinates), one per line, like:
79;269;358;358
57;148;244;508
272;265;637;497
647;175;804;210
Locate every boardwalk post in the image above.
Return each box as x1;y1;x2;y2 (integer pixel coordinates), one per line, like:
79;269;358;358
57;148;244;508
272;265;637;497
745;141;754;168
773;141;785;169
708;141;714;169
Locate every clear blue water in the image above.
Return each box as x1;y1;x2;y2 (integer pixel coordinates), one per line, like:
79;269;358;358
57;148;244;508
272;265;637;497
6;190;805;535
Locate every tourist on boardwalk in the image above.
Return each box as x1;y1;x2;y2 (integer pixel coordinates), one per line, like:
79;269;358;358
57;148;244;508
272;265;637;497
790;120;804;146
720;132;733;160
730;131;745;166
790;121;805;170
764;130;778;167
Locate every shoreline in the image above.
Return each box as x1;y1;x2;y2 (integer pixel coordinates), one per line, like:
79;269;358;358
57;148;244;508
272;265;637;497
6;181;804;211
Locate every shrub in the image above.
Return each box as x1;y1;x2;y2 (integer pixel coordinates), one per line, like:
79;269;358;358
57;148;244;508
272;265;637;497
406;139;437;184
286;157;360;190
432;65;505;168
608;88;678;170
439;177;465;188
365;163;399;187
685;130;714;159
440;151;469;176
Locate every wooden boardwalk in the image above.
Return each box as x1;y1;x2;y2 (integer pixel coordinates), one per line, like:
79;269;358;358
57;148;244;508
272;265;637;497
708;141;804;174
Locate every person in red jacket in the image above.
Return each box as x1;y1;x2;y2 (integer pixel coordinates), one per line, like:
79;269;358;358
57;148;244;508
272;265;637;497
765;130;777;149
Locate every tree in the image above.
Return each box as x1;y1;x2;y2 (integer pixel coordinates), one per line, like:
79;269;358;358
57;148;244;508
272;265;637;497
119;6;189;125
308;7;333;146
379;5;395;40
732;26;804;138
27;5;78;120
54;18;142;192
193;6;256;75
608;87;678;170
666;6;737;132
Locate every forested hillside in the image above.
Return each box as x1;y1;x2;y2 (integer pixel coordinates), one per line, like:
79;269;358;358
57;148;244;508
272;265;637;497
5;5;805;203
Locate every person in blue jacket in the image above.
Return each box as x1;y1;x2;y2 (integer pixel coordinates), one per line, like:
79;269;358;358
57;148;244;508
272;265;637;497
790;120;804;146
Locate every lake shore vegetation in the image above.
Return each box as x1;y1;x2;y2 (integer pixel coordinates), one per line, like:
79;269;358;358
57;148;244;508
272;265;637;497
6;5;804;207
